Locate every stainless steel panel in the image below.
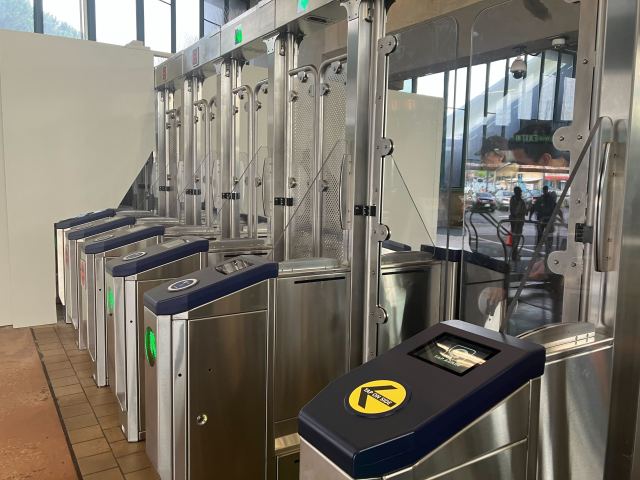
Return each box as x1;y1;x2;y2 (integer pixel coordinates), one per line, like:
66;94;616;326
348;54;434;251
88;255;101;363
275;0;340;29
122;278;167;442
106;275;121;390
182;33;221;77
155;53;184;89
220;1;276;56
274;272;349;425
399;384;531;479
537;343;613;480
277;451;300;480
173;320;188;480
187;310;268;479
132;253;205;281
56;228;65;304
378;259;443;354
65;237;79;325
113;277;127;412
78;251;92;350
144;311;172;478
299;439;361;480
178;281;269;320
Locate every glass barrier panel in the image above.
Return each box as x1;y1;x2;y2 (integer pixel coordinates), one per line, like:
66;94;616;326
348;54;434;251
462;0;580;335
375;16;459;355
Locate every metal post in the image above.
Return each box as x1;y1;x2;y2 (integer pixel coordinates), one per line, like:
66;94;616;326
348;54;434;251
166;94;179;219
194;99;212;227
156;90;168;216
182;77;197;224
344;0;386;367
221;58;240;238
270;33;296;260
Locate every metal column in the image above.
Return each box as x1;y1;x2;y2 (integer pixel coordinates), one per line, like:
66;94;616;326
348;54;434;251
270;33;297;261
344;0;387;367
166;93;179;219
182;77;200;225
156;89;168;216
221;58;240;238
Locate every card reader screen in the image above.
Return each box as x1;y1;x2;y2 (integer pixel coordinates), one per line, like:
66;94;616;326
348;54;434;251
216;258;253;275
410;333;498;376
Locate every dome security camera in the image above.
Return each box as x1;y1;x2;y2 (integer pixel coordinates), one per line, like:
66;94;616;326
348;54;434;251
510;55;527;80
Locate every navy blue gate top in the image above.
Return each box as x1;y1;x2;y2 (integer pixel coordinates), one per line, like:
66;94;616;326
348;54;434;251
54;209;116;229
67;216;136;241
84;225;165;255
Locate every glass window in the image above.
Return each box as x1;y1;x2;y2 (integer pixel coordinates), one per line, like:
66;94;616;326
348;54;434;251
176;0;199;51
43;0;82;38
0;0;34;32
95;0;136;45
145;0;171;53
204;0;224;34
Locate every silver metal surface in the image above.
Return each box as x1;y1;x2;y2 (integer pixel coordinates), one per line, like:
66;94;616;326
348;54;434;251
378;254;443;354
221;58;240;238
182;33;221;76
274;270;349;429
220;0;276;55
187;310;269;479
155;52;184;89
113;253;206;442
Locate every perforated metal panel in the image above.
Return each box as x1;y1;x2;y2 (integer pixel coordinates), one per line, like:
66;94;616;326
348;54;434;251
320;62;347;263
288;71;317;259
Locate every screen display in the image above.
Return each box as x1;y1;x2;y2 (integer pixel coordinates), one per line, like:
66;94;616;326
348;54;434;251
410;333;499;376
216;258;253;275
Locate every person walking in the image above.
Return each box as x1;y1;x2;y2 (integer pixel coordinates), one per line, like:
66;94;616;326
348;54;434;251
509;186;527;261
529;185;557;253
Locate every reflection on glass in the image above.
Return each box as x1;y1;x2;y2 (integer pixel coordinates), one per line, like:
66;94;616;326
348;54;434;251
461;0;579;336
204;0;224;34
176;0;199;51
0;0;34;32
43;0;82;38
96;0;136;45
144;0;171;53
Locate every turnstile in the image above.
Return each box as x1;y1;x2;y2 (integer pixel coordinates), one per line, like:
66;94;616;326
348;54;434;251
54;209;116;305
299;320;545;480
143;255;350;480
105;236;209;441
80;225;165;383
65;216;136;329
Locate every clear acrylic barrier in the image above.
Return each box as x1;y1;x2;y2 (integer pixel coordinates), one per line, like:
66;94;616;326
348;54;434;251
463;0;580;335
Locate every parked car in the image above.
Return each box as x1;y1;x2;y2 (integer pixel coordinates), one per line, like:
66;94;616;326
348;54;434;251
495;190;512;211
472;192;497;212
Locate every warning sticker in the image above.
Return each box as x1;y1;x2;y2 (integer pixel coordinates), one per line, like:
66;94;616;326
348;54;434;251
346;380;409;417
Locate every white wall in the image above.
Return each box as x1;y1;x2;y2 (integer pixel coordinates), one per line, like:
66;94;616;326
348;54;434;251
383;91;444;250
0;31;155;327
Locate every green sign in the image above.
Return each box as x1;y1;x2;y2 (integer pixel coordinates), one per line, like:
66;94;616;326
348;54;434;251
298;0;310;13
234;26;243;45
145;327;157;367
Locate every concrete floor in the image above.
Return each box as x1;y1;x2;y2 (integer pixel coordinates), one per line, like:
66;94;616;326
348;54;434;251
0;310;160;480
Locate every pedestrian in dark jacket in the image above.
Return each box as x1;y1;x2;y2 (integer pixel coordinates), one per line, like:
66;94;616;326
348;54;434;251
509;186;527;260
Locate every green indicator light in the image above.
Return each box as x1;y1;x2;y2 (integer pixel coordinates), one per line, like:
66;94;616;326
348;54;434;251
234;26;243;45
298;0;309;12
107;288;115;313
145;327;157;367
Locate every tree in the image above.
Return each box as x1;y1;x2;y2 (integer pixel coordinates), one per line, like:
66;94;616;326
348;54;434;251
0;0;81;38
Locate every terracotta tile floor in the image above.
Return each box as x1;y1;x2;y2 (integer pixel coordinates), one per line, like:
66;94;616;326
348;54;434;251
31;308;159;480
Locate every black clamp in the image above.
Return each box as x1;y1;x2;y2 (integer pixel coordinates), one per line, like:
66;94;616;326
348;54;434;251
159;186;171;192
186;189;201;195
274;197;294;207
222;192;241;200
576;223;593;244
354;205;377;216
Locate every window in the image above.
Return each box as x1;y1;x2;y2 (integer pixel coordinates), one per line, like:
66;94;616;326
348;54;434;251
145;0;171;53
43;0;82;38
0;0;34;32
95;0;136;46
176;0;199;51
204;0;224;35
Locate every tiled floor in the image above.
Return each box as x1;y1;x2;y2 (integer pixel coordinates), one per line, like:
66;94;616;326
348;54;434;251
32;310;159;480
